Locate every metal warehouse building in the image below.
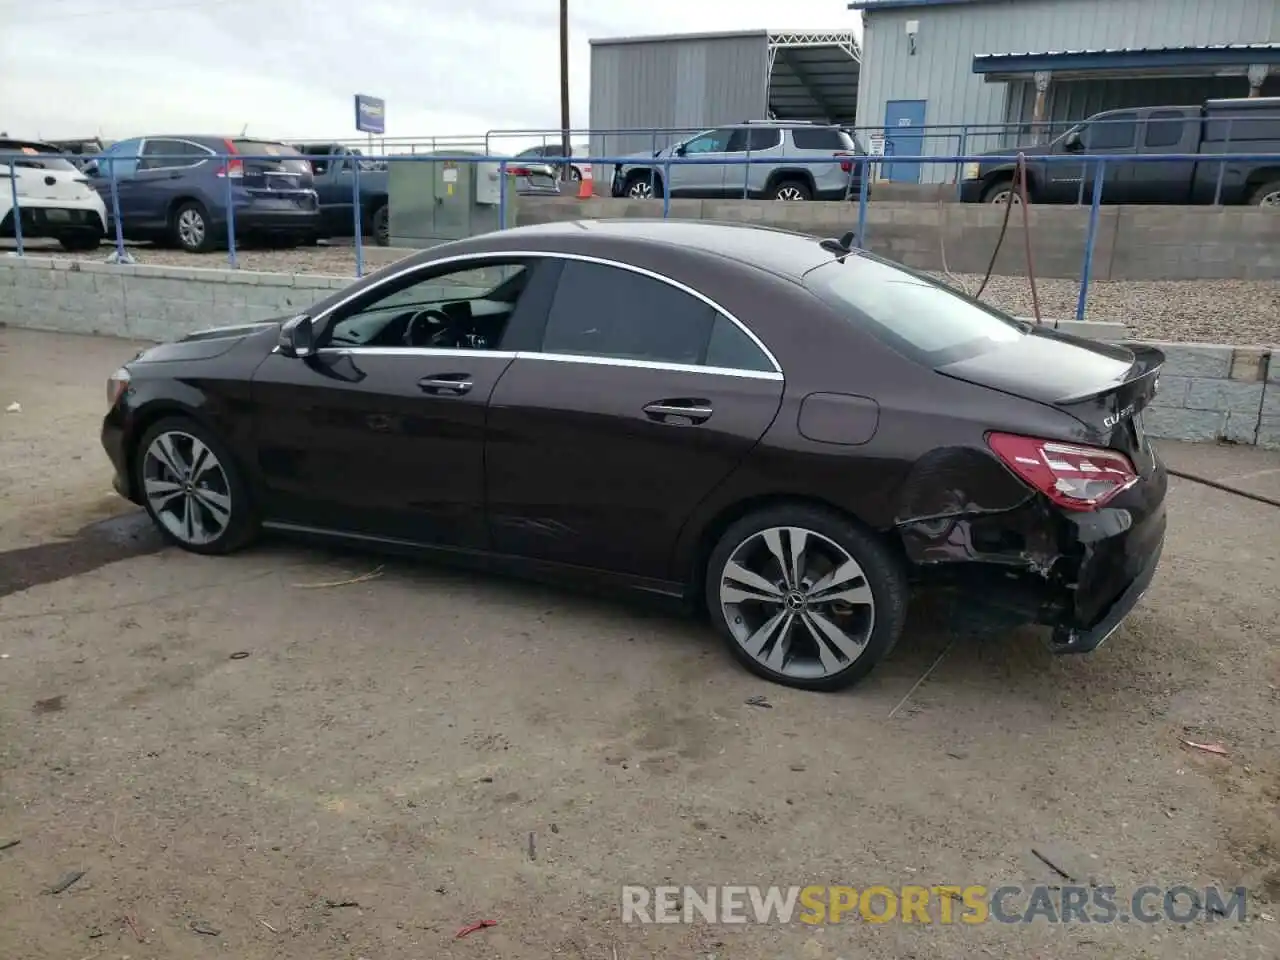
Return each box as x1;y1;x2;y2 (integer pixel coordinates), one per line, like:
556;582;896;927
587;30;862;160
851;0;1280;182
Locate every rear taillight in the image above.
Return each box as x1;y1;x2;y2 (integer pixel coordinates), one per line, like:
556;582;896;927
507;166;532;177
835;152;855;173
986;432;1138;511
216;138;243;178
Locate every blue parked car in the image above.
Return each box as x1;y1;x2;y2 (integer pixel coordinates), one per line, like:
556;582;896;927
83;136;321;252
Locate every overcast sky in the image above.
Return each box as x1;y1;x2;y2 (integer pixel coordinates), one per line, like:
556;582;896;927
0;0;859;150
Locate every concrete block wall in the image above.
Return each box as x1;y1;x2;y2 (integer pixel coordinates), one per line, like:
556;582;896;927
0;257;347;342
517;198;1280;282
0;256;1275;450
1141;342;1276;448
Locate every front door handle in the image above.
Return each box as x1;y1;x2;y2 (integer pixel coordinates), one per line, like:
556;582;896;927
419;374;473;395
643;399;713;424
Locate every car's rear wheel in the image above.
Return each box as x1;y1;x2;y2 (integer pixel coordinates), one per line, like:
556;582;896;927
1248;179;1280;207
706;505;907;691
135;417;258;555
371;204;390;246
772;179;812;201
171;201;214;253
625;172;663;199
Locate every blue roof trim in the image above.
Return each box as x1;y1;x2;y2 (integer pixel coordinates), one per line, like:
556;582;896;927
848;0;980;9
973;45;1280;74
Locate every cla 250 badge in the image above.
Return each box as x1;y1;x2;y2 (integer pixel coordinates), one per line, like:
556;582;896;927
1104;403;1137;429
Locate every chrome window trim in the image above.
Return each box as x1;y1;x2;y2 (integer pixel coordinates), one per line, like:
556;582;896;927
515;351;783;381
312;345;782;381
315;347;516;361
138;137;215;173
311;249;783;376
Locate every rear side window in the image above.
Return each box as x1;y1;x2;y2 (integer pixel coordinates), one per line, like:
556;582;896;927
140;138;211;170
804;256;1024;365
726;128;783;152
790;128;853;151
1144;110;1188;148
705;315;774;372
542;261;716;366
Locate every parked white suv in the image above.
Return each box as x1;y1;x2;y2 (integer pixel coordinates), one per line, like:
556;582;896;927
1;138;107;251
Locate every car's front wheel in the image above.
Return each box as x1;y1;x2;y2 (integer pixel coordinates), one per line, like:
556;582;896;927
706;505;907;691
135;417;258;555
625;172;664;199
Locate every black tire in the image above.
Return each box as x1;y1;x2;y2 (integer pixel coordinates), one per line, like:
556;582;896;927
371;204;390;246
981;179;1017;204
771;179;813;201
705;504;908;692
57;229;102;252
624;171;664;199
134;416;258;556
1248;179;1280;207
170;201;215;253
567;165;583;182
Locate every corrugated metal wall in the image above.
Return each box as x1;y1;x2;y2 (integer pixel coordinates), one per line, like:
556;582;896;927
588;32;770;164
855;0;1280;181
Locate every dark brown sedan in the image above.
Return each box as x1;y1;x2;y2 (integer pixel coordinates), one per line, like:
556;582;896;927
101;219;1168;690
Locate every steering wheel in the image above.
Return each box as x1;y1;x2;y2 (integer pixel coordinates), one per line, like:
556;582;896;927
403;308;454;348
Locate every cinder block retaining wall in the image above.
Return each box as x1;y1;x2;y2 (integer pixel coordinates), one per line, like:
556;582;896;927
0;257;1275;449
519;198;1280;282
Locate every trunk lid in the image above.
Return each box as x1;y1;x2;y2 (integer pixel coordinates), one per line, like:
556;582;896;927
937;327;1165;473
231;139;315;196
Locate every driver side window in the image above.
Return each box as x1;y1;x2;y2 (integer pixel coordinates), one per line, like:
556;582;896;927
683;129;733;154
325;261;530;352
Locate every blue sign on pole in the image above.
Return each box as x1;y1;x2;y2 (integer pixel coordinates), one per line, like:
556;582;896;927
354;94;386;135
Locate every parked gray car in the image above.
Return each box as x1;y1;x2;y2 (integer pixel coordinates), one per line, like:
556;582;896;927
610;122;867;201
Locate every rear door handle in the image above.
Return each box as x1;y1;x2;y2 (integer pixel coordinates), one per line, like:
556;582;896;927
643;399;713;424
418;373;473;395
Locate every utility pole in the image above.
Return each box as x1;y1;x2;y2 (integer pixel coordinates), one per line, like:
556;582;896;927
559;0;571;161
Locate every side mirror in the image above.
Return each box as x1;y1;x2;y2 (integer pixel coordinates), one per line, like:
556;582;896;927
81;159;100;177
1063;131;1083;152
674;144;687;157
277;315;315;358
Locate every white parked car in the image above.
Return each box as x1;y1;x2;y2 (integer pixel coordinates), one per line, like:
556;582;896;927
1;138;107;251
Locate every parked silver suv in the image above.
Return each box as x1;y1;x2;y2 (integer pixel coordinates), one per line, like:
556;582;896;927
609;122;866;201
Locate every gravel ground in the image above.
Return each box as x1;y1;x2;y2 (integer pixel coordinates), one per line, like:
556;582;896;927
2;328;1279;960
9;240;1279;345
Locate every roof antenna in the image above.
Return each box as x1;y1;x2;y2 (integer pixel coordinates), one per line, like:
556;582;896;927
818;230;859;261
239;123;249;137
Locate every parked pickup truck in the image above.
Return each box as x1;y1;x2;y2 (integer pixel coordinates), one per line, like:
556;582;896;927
293;143;391;245
960;96;1280;206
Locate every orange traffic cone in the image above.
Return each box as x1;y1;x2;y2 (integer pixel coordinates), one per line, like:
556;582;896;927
577;162;594;199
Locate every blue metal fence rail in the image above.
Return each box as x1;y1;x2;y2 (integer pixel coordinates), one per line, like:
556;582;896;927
3;148;1279;324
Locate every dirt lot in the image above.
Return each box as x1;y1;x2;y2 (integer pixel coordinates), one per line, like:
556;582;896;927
5;239;1279;346
1;328;1278;960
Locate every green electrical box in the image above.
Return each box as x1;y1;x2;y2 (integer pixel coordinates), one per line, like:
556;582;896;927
387;150;518;248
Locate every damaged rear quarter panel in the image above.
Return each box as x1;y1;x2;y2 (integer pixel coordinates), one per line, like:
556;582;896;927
895;445;1068;577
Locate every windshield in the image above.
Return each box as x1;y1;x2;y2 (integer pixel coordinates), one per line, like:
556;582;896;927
803;255;1026;365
